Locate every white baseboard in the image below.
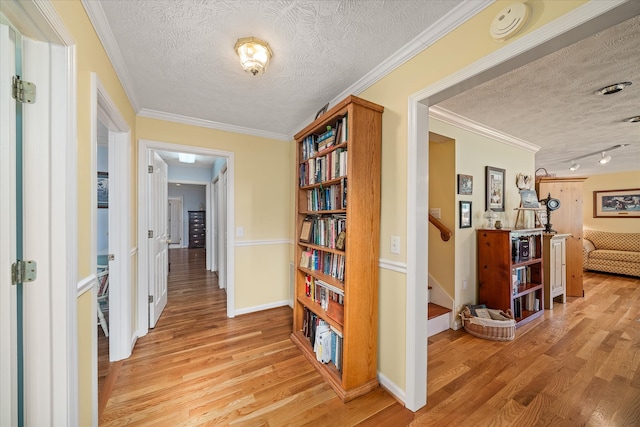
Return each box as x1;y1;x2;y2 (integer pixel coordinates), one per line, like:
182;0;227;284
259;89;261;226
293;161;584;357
234;300;290;316
377;372;406;406
427;312;451;337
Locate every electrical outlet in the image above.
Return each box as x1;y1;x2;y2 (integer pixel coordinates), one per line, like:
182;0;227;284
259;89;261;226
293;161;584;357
236;227;244;237
429;208;441;219
391;236;400;254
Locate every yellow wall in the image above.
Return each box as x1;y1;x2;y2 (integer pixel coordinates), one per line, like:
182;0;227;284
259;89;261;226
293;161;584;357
136;117;292;310
428;138;455;298
361;0;585;389
583;171;640;231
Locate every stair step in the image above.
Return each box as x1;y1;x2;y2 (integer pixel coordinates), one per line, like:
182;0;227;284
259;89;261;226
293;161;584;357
428;303;451;320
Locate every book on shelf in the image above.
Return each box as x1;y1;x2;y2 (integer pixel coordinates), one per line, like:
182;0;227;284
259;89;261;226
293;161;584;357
511;233;538;262
303;214;346;249
302;307;343;373
306;179;347;211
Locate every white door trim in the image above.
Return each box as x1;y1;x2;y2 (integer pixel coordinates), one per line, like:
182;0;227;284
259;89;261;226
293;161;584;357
403;0;632;412
138;140;236;337
0;1;77;424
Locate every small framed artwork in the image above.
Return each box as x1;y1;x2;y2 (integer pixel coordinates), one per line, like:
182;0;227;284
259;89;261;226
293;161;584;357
459;201;472;228
593;188;640;218
315;102;329;120
97;172;108;208
486;166;505;212
520;189;540;208
300;220;313;242
457;174;473;195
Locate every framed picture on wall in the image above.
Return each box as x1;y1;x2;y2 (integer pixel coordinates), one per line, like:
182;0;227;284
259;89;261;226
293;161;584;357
485;166;505;212
460;201;472;228
593;188;640;218
457;174;473;195
97;172;108;208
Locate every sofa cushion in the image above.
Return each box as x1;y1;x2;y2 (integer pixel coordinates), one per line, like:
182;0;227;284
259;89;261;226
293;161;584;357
589;249;640;264
584;229;640;252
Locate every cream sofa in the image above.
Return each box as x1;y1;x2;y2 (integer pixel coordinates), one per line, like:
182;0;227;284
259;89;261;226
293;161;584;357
583;229;640;277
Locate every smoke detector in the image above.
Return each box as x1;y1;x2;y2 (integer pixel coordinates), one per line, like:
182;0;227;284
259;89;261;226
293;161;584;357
490;2;531;42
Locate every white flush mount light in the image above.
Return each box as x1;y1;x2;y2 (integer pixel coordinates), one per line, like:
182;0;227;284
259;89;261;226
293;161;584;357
594;81;632;95
178;153;196;164
235;37;273;76
599;152;611;165
489;2;530;42
569;161;580;171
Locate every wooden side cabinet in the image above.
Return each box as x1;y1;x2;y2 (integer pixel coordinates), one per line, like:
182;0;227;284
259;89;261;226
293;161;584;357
543;233;570;309
188;210;205;248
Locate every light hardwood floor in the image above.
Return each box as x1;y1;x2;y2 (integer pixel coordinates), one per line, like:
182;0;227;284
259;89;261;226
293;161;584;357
100;249;640;426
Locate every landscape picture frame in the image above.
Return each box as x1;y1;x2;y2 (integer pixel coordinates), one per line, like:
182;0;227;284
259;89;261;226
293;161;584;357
593;188;640;218
486;166;505;212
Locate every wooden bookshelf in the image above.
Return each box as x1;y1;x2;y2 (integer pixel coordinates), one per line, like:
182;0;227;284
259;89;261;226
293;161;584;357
477;228;545;327
292;95;382;401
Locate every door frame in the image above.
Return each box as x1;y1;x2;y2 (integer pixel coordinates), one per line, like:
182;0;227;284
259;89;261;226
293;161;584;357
137;139;236;337
0;1;77;424
403;0;634;412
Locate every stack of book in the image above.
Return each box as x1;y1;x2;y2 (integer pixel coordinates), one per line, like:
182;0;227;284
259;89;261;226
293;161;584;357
299;249;345;281
306;179;347;211
302;307;343;372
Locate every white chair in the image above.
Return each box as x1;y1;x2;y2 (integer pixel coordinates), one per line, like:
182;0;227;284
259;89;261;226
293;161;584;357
97;264;109;337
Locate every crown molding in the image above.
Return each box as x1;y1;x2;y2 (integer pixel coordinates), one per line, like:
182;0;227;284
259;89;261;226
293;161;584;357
290;0;494;139
429;105;540;153
81;0;140;112
138;108;290;141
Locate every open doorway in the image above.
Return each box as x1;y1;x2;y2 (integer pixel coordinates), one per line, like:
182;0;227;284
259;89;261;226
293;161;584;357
137;140;235;340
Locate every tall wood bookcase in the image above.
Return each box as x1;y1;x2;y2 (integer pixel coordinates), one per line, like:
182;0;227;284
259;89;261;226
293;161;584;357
291;95;383;401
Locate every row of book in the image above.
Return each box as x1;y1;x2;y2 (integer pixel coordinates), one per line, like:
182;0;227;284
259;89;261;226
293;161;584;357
300;248;346;282
513;293;541;319
511;234;539;262
303;214;346;249
299;148;348;186
306;179;347;211
301;116;348;161
305;275;344;311
512;266;534;294
302;307;343;372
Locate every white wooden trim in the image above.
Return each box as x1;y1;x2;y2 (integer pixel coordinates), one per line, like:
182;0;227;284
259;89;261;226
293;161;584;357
429;106;540;153
404;0;632;412
234;239;292;247
378;259;407;274
377;372;406;406
77;275;97;297
138;140;236;334
233;300;290;316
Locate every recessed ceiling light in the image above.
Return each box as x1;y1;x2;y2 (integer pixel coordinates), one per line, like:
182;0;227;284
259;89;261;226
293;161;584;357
622;115;640;123
594;81;632;95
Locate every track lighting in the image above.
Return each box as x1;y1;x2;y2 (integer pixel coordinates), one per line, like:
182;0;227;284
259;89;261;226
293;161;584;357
599;152;611;165
566;144;628;170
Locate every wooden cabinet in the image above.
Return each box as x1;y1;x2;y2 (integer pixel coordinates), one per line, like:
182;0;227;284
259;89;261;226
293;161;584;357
536;177;587;297
477;228;545;327
543;233;570;309
188;210;205;248
291;95;383;402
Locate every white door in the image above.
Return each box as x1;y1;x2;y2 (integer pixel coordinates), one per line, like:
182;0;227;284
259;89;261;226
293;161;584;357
217;169;228;289
149;151;169;327
168;198;182;247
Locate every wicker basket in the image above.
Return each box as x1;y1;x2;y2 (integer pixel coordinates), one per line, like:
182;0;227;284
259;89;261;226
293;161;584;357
460;306;516;341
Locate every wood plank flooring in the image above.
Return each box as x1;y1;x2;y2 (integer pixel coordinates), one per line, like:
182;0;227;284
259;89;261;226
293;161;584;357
100;249;640;426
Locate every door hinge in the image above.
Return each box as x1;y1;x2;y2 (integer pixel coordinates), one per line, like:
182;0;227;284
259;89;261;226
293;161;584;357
148;295;154;303
11;260;37;285
148;230;154;238
12;76;36;104
148;165;154;173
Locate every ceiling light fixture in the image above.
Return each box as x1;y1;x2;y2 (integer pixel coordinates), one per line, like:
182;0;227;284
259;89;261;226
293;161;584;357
178;153;196;164
622;115;640;123
566;143;629;170
234;37;273;76
594;81;632;95
599;152;611;164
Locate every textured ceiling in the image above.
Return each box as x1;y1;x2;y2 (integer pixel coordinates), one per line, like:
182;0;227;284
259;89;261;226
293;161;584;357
89;1;639;178
96;0;466;138
437;13;640;178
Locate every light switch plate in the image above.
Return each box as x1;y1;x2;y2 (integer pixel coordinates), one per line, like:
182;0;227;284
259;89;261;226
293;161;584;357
429;208;441;219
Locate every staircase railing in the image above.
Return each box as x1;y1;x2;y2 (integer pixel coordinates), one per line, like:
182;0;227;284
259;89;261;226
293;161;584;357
429;214;452;242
